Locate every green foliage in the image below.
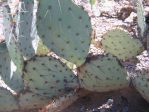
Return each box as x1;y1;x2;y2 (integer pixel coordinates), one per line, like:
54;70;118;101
19;92;50;110
78;54;129;92
3;5;24;71
136;0;146;37
15;0;38;59
23;56;79;98
37;0;92;66
0;49;24;92
132;70;149;102
0;87;19;112
101;29;144;60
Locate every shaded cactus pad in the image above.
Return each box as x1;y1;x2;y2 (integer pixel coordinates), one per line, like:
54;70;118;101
19;92;50;110
37;0;92;66
0;87;19;112
132;70;149;102
23;56;79;98
0;49;24;92
77;54;129;92
101;29;144;60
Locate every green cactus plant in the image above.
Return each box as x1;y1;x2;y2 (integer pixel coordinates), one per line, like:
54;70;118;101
3;5;24;71
0;87;19;112
0;48;24;92
23;56;79;98
36;0;92;66
0;0;149;111
77;54;129;92
136;0;146;37
132;70;149;102
14;0;39;59
19;92;50;110
101;28;144;60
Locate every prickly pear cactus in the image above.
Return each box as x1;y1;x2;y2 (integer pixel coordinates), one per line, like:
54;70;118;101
23;56;79;98
136;0;146;37
0;49;24;92
37;0;92;66
0;87;19;112
15;0;39;59
132;70;149;102
3;5;24;71
0;42;7;53
19;92;50;110
77;54;129;92
101;29;144;60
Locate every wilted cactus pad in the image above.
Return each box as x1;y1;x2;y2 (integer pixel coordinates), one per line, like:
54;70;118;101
37;0;92;66
78;54;129;92
0;88;18;112
132;71;149;102
23;56;79;98
101;29;144;60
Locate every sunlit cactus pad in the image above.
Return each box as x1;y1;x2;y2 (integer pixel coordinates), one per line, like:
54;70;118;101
23;56;79;98
0;87;18;112
101;29;144;60
78;54;129;92
37;0;92;66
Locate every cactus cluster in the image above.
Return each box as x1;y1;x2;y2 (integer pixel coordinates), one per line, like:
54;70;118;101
0;0;149;111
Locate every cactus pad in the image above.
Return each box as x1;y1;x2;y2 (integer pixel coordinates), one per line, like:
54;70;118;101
3;5;24;70
77;54;129;92
0;42;7;53
37;0;92;66
101;29;144;60
0;87;19;112
15;0;39;59
19;92;50;110
132;70;149;102
136;0;146;37
0;49;24;92
23;56;79;98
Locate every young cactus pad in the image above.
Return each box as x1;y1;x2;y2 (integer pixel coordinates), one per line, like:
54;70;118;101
23;56;79;98
19;92;50;110
101;29;144;60
36;0;92;66
132;71;149;102
0;87;19;112
77;54;129;92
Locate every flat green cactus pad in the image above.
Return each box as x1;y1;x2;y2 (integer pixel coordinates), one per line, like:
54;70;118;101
101;29;144;60
132;71;149;102
0;42;7;53
3;5;24;71
37;0;92;66
19;92;50;110
15;0;39;59
0;87;19;112
0;49;24;92
78;54;129;92
136;0;146;37
23;56;79;98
